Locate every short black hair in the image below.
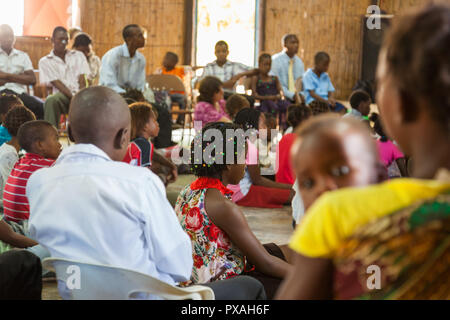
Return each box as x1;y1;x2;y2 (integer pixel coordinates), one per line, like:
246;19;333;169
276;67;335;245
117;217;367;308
52;26;68;39
0;93;23;117
349;90;371;109
287;104;312;129
122;24;140;41
73;33;92;48
215;40;228;50
314;52;330;64
234;108;262;131
225;94;249;119
282;34;298;47
309;100;331;116
190;122;245;178
3;106;36;137
17;120;54;153
258;53;271;65
120;88;146;104
165;51;179;64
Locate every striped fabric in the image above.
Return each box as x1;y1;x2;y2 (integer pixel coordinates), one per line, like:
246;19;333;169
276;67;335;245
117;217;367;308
3;153;54;222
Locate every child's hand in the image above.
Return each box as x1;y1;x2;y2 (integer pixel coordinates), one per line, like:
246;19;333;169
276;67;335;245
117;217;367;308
167;165;178;184
328;98;336;107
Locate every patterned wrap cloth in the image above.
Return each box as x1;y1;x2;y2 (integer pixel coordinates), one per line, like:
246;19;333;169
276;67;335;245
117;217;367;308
333;192;450;300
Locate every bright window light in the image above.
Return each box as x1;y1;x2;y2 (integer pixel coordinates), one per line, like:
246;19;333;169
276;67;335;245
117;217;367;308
0;0;24;36
196;0;256;67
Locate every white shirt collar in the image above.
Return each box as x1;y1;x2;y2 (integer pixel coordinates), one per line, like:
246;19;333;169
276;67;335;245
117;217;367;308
56;143;112;164
48;49;76;59
121;43;131;58
0;47;19;56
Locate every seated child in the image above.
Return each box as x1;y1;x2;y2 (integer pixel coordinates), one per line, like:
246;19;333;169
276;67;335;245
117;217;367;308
0;108;50;265
155;52;187;124
0;94;24;146
258;112;278;177
227;108;293;208
225;94;250;120
252;53;290;130
3;120;62;222
1;106;36;211
302;52;346;114
370;113;408;178
276;104;312;185
344;90;371;121
175;122;292;299
194;76;231;127
123;102;177;185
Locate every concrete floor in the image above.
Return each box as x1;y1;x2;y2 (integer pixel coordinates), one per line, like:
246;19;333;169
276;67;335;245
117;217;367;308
41;174;293;300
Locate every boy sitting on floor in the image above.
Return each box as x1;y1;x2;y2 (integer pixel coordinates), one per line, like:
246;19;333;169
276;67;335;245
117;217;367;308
344;90;371;121
3;120;61;223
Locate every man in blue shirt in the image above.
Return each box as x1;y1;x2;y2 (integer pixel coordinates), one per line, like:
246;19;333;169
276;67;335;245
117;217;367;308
270;34;305;103
100;24;146;93
302;52;346;113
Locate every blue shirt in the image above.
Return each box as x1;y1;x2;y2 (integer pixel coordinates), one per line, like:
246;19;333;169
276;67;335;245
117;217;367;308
0;125;11;146
99;43;146;93
302;68;335;105
269;51;304;100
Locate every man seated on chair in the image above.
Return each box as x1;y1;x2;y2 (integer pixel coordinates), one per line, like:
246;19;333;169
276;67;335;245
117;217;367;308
199;40;258;107
100;25;174;149
270;34;305;104
39;26;90;129
0;24;44;119
26;86;266;300
99;24;146;94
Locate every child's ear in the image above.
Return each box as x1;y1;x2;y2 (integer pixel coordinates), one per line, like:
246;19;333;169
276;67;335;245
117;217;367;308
33;140;45;155
67;125;75;143
399;90;419;124
113;127;129;150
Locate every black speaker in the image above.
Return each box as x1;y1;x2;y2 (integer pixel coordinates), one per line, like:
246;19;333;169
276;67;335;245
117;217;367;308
360;15;392;101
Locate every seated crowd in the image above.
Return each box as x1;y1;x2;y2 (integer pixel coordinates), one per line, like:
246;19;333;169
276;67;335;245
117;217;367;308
0;4;449;300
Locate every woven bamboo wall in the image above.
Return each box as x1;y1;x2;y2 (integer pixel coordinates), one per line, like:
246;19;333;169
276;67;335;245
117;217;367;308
263;0;431;100
12;0;433;99
380;0;434;14
79;0;186;76
15;36;52;70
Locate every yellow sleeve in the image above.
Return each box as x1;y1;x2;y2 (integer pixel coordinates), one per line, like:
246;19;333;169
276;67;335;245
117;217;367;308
289;193;343;258
289;179;450;259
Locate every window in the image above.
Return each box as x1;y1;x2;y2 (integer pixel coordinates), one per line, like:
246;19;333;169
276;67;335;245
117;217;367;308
194;0;259;67
0;0;79;37
0;0;24;36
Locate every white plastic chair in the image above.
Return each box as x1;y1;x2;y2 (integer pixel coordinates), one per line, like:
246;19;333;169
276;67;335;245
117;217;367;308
42;257;214;300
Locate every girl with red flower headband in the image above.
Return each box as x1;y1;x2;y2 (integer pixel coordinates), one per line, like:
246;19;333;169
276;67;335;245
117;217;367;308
175;122;292;299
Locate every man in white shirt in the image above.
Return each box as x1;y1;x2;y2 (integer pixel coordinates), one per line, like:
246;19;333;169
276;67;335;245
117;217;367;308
270;34;305;103
0;24;44;119
39;26;90;128
99;24;146;93
27;86;265;300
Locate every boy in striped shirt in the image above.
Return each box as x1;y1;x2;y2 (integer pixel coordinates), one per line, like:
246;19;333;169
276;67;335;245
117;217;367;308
3;120;61;222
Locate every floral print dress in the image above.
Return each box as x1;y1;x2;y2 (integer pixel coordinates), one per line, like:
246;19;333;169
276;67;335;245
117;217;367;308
175;177;245;285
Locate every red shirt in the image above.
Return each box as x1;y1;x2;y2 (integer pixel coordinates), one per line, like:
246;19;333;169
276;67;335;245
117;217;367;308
275;133;297;185
3;153;55;222
122;137;154;167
